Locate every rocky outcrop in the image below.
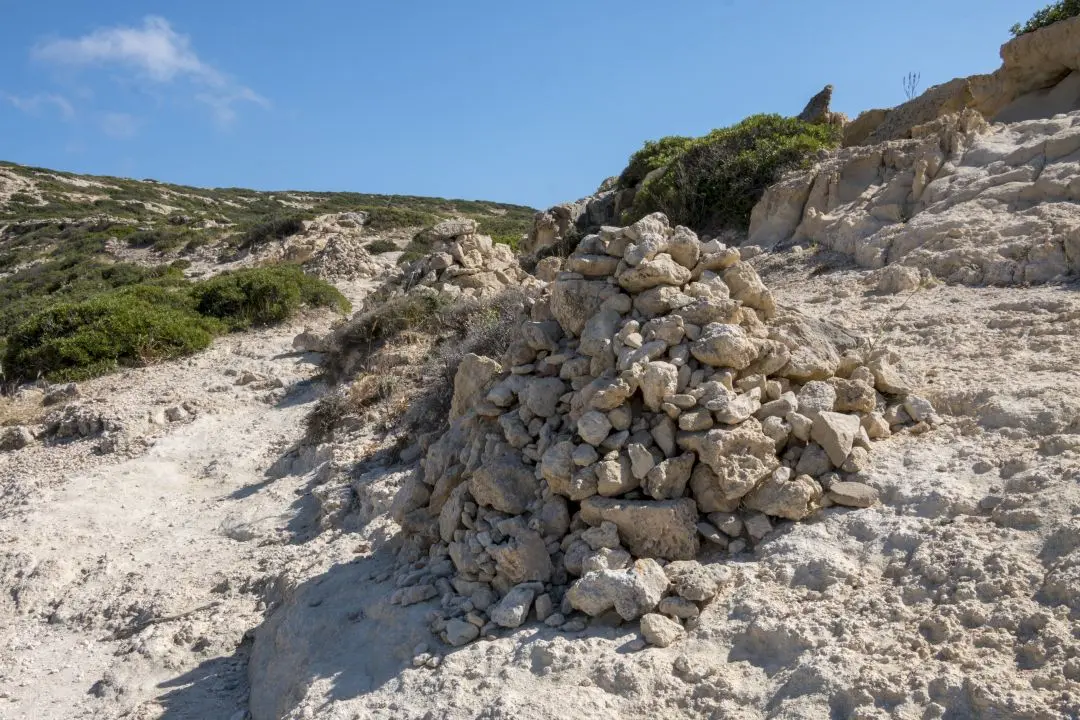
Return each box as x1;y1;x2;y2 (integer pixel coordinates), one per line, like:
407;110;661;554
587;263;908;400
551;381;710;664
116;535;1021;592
797;84;846;128
523;186;622;257
400;223;538;300
845;17;1080;146
749;109;1080;285
394;212;930;648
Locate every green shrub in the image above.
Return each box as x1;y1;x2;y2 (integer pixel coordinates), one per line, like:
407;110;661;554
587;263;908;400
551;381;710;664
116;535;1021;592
362;207;439;232
1011;0;1080;35
491;234;522;252
3;286;220;382
237;215;305;249
192;265;350;330
365;239;399;254
623;114;841;232
617;135;695;190
331;291;444;354
396;228;438;266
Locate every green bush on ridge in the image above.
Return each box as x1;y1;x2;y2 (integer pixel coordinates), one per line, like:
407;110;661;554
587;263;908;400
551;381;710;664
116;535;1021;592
616;135;695;190
1010;0;1080;36
621;114;841;233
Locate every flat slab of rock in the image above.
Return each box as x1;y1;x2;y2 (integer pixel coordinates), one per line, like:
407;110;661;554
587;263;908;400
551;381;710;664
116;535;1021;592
829;481;879;508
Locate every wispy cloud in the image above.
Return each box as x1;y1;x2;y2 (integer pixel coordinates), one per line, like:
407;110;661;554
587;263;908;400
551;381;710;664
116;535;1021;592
100;111;139;139
3;92;75;119
33;16;266;125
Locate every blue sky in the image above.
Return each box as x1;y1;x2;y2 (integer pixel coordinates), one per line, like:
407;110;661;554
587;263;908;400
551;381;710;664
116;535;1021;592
0;1;1048;208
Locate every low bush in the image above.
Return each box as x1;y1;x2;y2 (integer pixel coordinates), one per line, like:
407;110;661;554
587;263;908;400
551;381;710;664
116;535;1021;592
1011;0;1080;35
623;114;841;232
320;284;532;435
616;135;695;190
362;207;439;232
1;264;349;383
365;239;399;254
326;291;446;372
3;286;220;382
192;265;350;330
237;215;305;250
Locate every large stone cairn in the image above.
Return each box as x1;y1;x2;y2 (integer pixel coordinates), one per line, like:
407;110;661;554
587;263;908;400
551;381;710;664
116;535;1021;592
391;212;935;647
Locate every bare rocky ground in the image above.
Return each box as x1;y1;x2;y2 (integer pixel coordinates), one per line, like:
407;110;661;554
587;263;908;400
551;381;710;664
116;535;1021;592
4;243;1075;718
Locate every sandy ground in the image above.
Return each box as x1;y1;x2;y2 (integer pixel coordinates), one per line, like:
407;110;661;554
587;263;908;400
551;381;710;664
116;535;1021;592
0;301;375;719
2;252;1080;719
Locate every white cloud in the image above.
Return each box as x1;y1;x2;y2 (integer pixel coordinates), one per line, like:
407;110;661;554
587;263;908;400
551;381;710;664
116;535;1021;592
33;16;266;125
100;111;139;139
4;92;75;119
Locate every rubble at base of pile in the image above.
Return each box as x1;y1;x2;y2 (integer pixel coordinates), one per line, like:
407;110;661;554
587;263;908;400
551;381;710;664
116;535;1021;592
389;212;937;649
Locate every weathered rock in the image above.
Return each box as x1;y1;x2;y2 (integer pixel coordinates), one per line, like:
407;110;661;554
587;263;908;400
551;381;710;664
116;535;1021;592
488;527;553;583
643;453;695;501
580;497;699;560
618;253;692;292
640;613;685;648
663;560;723;602
797;381;838;421
578;410;613;446
521;377;568;418
490;584;536;628
811;412;861;467
640;362;679;412
444;618;481;646
658;596;700;621
551;277;619;336
595;455;636;496
430;218;479;241
691;324;758;369
742;469;822;521
470;454;538;514
567;559;669;620
829;481;879;508
723;263;775;318
876;265;921;294
683;423;779;503
43;383;80;406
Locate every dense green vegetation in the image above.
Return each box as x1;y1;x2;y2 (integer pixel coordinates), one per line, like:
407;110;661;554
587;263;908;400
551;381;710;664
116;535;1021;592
1010;0;1080;35
3;286;222;383
620;114;841;232
192;265;350;330
1;265;349;382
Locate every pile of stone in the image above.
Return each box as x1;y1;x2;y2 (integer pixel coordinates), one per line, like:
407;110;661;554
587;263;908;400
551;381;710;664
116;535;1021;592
297;212;389;280
398;218;541;300
391;213;936;648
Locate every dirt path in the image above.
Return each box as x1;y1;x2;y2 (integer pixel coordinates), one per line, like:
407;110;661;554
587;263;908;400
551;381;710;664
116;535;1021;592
0;308;367;719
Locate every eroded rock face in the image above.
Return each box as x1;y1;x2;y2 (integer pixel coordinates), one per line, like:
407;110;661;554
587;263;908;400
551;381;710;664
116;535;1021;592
751;107;1080;287
398;213;925;648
